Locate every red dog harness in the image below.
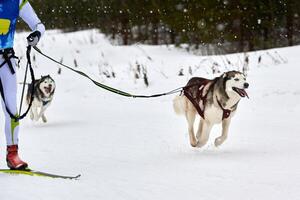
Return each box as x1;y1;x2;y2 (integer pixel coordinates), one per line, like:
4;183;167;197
183;78;232;120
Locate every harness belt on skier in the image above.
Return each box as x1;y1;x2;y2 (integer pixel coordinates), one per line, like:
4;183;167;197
0;48;19;74
0;46;35;122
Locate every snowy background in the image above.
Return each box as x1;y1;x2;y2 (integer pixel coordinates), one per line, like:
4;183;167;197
0;30;299;200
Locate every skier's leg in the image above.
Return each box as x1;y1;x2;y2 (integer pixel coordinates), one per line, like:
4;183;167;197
0;61;19;145
0;59;28;169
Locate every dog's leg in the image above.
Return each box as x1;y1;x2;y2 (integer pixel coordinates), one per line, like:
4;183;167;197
185;108;197;147
37;106;47;122
32;106;39;121
196;121;212;148
41;113;47;123
196;119;203;141
215;118;231;147
30;108;34;120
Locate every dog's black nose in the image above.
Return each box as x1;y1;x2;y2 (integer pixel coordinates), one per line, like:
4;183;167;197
244;82;249;88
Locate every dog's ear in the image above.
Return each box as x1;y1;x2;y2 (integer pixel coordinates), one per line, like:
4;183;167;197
222;72;232;83
223;71;238;80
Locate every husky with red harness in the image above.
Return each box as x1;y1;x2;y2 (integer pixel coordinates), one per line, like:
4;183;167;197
0;0;45;169
173;71;249;148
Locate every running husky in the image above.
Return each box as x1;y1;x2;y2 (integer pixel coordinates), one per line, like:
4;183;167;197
26;75;56;123
173;71;249;148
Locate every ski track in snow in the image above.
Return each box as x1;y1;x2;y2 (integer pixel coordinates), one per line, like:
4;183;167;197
0;30;299;200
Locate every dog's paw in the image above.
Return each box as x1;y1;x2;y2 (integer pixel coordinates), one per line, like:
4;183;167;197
190;140;198;147
30;113;34;120
214;137;226;147
196;141;207;148
42;115;47;123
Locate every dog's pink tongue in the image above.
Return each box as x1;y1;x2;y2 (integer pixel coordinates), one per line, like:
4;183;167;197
45;87;51;94
241;89;249;98
234;87;249;98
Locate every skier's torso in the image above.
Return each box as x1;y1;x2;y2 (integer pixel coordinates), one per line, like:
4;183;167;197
0;0;20;50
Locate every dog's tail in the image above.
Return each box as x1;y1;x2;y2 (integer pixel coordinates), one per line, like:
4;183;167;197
173;94;187;115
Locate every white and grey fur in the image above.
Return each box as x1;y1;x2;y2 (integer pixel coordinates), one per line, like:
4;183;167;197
173;71;249;148
26;75;55;123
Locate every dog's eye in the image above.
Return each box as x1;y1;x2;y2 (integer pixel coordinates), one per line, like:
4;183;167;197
234;78;239;81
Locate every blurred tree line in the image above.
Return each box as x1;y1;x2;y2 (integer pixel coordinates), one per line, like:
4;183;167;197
20;0;300;53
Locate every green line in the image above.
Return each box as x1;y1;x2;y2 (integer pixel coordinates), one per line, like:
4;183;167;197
33;47;182;99
0;169;80;179
19;0;29;10
34;47;134;97
11;115;20;145
0;169;52;178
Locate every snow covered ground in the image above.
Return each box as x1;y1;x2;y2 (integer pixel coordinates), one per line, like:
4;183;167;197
0;30;299;200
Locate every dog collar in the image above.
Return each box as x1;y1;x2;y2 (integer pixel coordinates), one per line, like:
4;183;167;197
216;98;231;120
216;97;240;120
42;100;50;106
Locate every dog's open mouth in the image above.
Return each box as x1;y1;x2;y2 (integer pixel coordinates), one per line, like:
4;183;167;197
232;87;249;98
44;86;52;94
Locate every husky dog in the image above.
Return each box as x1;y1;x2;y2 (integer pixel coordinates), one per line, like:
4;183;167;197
26;75;56;123
173;71;249;148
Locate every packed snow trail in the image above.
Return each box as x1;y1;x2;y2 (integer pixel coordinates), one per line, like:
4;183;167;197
0;30;299;200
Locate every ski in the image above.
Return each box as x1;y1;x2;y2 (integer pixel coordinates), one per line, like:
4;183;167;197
0;168;81;180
